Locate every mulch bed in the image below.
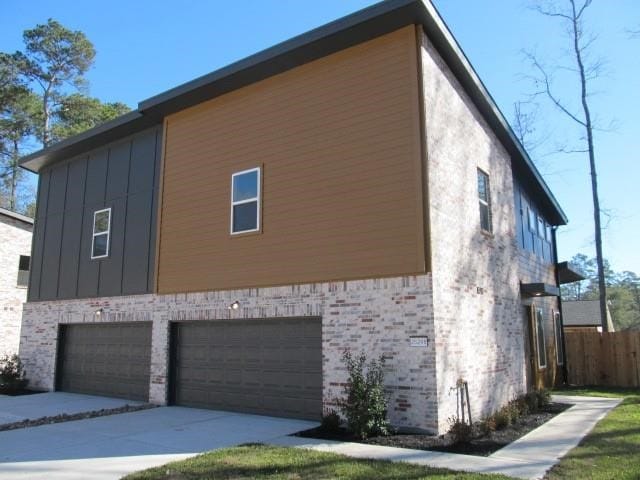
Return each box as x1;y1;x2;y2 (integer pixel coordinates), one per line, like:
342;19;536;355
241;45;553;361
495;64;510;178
0;388;47;396
295;402;571;457
0;403;157;432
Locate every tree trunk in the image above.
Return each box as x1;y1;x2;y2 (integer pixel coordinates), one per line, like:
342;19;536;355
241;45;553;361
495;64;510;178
10;139;18;211
42;89;50;147
570;0;608;331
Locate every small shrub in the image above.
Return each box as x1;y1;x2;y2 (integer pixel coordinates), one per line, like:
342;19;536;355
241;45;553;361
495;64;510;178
479;415;497;434
524;391;540;412
340;350;390;440
514;396;530;416
320;409;342;434
448;416;473;444
536;388;551;408
506;399;521;423
493;407;511;430
0;355;28;394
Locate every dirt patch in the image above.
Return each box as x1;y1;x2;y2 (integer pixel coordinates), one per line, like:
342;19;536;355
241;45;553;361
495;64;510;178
0;403;157;432
295;402;571;457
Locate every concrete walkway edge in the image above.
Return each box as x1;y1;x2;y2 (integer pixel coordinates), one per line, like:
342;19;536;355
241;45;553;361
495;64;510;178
270;395;622;480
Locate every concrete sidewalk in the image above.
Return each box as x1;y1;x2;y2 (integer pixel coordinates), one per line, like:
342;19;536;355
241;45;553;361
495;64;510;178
0;392;141;426
272;395;621;480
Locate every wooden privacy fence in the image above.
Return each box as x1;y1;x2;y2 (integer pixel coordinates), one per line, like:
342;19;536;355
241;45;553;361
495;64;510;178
565;331;640;387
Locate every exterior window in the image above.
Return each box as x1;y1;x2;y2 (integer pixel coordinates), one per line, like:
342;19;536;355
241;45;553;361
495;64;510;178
554;311;564;365
537;216;545;237
528;208;536;233
231;167;261;234
91;208;111;259
17;255;30;287
535;308;547;369
545;224;552;242
477;169;492;233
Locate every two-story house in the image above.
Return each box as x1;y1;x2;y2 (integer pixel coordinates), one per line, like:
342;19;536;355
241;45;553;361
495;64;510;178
0;207;33;357
18;0;578;434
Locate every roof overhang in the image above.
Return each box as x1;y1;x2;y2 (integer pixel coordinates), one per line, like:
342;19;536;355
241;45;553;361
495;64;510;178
520;282;560;298
18;0;567;225
557;261;586;284
0;207;34;225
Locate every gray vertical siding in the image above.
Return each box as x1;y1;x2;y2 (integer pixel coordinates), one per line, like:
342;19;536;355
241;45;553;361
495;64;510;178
28;125;162;302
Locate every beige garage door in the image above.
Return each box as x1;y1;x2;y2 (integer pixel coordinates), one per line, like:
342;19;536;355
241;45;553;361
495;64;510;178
171;317;322;420
56;322;152;401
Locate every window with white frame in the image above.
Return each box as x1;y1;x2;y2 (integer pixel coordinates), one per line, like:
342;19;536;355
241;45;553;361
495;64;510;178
535;308;547;369
231;167;260;234
91;208;111;259
477;169;492;233
554;311;564;365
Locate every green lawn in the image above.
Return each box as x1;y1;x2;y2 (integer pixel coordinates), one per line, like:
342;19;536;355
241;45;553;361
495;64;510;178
123;444;510;480
545;386;640;480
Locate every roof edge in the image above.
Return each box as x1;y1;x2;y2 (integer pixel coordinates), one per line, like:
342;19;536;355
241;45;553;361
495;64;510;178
0;207;34;225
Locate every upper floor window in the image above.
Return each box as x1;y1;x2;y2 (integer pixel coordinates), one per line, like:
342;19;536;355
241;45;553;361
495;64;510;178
477;169;492;233
91;208;111;259
17;255;30;287
231;167;261;234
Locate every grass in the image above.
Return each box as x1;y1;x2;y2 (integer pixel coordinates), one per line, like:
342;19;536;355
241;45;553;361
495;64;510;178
544;386;640;480
123;444;511;480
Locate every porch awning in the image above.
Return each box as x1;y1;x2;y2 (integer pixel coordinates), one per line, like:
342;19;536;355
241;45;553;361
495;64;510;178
557;261;586;284
520;282;560;297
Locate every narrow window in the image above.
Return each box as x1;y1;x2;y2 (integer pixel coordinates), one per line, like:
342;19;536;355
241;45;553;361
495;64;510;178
92;208;111;259
535;308;547;369
17;255;30;287
528;208;536;233
477;169;492;233
231;167;260;234
554;311;564;365
537;215;545;238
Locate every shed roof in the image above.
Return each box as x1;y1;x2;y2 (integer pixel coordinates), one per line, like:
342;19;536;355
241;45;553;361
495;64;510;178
19;0;567;225
563;300;615;331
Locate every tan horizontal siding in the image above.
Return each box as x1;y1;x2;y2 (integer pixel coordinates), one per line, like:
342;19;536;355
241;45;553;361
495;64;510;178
157;25;425;293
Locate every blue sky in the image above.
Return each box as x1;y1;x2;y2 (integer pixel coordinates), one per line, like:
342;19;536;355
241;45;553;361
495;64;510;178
2;0;638;273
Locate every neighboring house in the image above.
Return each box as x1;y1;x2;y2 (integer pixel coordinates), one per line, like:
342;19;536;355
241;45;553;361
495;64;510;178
0;207;33;357
563;300;615;333
18;0;580;434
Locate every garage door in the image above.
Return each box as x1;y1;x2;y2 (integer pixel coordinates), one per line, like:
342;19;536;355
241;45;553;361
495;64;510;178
170;317;322;420
56;322;152;401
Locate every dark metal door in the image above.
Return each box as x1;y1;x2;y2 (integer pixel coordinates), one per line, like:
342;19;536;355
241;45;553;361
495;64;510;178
56;322;152;401
171;317;322;420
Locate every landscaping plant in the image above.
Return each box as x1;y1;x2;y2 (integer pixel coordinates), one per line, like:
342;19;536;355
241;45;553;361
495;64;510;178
0;354;28;394
340;349;390;440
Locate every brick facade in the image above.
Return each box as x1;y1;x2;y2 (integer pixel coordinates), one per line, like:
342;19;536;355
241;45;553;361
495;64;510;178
421;32;560;432
0;214;32;357
20;274;439;431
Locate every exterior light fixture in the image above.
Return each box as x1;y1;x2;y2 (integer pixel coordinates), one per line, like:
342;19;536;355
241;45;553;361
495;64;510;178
95;308;104;317
228;301;240;310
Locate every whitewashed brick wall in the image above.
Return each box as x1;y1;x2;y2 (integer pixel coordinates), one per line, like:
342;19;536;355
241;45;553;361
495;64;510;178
0;215;32;357
21;274;439;431
421;32;559;432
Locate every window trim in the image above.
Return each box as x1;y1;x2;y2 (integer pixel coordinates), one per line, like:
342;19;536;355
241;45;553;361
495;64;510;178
91;208;111;259
230;167;261;235
477;168;492;233
535;307;547;370
553;311;564;366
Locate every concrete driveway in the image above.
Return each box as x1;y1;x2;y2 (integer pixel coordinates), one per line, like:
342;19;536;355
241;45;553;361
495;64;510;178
0;394;317;480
